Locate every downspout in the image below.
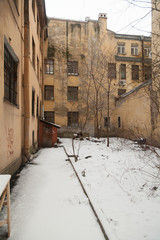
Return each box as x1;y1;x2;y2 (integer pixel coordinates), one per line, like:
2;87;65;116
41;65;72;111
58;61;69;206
41;29;45;119
24;0;30;160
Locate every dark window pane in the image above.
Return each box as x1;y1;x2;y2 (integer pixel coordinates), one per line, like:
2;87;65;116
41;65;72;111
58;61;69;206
108;63;116;79
118;89;126;96
44;85;54;100
120;64;126;79
68;112;79;127
4;45;17;105
67;86;78;100
44;111;55;123
132;65;139;80
67;61;78;75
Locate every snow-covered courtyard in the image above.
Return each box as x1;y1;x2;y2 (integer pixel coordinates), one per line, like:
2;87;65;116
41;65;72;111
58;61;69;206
0;138;160;240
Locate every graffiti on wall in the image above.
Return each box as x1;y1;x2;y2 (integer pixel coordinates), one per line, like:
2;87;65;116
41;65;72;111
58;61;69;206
7;128;14;157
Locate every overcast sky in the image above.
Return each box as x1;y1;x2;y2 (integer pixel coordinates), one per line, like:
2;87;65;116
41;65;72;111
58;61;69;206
45;0;151;36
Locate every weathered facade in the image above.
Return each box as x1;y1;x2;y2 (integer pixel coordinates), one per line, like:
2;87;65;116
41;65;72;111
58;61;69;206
44;14;151;138
0;0;47;174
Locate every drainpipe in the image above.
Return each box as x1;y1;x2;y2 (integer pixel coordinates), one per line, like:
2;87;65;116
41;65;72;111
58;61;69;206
141;35;145;82
41;28;45;119
24;0;30;160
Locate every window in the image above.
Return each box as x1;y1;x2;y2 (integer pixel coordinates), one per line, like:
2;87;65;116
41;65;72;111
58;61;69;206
44;111;55;123
132;65;139;80
120;64;126;79
68;87;78;101
67;61;78;75
37;57;39;80
68;112;79;127
118;43;125;55
145;66;152;80
131;44;138;56
37;96;39;117
32;38;35;69
104;117;110;128
4;45;18;105
32;88;35;116
108;63;116;79
118;89;126;96
44;59;54;74
144;46;151;57
118;117;121;128
44;85;54;100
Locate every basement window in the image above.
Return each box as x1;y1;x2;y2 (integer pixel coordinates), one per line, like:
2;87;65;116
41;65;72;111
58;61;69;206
67;61;78;76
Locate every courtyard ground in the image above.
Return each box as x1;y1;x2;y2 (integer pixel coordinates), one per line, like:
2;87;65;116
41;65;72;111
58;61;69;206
0;138;160;240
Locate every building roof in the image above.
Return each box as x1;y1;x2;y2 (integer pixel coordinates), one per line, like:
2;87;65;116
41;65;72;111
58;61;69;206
117;79;152;100
40;119;61;128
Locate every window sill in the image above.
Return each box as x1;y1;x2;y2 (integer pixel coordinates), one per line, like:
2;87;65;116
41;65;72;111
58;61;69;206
3;97;19;109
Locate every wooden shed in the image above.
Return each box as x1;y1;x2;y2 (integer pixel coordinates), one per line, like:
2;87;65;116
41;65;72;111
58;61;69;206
39;120;60;148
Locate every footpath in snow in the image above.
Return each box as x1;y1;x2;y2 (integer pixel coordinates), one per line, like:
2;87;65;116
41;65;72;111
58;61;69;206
0;137;160;240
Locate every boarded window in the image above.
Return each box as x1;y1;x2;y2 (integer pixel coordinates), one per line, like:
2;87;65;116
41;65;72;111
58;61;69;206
104;117;110;128
44;111;55;123
44;59;54;74
68;112;79;127
67;61;78;75
68;86;78;100
4;45;18;105
131;44;138;56
117;43;125;55
120;64;126;79
118;89;126;96
44;85;54;100
132;65;139;80
108;63;116;79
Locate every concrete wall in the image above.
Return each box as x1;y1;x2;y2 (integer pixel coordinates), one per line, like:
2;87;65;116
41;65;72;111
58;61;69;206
0;0;24;174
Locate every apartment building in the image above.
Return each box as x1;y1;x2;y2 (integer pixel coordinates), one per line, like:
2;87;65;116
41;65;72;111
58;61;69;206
0;0;47;174
44;14;151;138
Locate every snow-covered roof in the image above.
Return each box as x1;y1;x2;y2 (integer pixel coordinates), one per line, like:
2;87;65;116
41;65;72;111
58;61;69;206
40;119;61;128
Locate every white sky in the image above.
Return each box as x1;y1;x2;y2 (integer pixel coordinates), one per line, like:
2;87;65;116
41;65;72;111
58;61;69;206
45;0;151;36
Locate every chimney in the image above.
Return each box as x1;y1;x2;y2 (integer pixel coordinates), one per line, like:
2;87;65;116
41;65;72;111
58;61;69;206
98;13;107;30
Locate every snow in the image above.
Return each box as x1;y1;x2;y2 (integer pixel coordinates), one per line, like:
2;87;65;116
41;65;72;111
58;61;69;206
0;175;11;196
0;138;160;240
